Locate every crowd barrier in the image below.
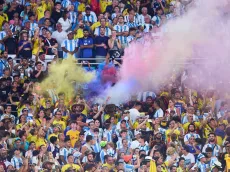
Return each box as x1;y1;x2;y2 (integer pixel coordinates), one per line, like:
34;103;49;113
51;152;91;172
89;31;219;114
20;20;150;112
9;55;213;66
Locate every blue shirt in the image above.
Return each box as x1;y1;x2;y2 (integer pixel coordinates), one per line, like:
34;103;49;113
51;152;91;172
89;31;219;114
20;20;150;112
94;36;109;56
0;59;7;76
78;37;93;58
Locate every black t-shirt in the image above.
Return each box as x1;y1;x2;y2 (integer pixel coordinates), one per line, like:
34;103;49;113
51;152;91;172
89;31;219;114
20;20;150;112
9;88;20;102
4;37;17;54
51;10;63;24
43;38;57;55
32;70;45;82
94;36;109;56
6;5;24;20
0;86;10;102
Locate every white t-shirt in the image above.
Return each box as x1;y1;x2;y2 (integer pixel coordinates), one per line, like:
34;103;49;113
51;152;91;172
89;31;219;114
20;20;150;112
52;30;68;50
129;108;140;124
58;18;72;31
182;153;195;167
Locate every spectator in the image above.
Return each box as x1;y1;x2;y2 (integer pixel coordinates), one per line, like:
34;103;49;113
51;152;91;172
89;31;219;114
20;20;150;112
20;2;32;21
52;23;67;59
18;31;32;59
78;29;94;60
106;0;119;14
82;7;97;24
61;31;78;59
51;2;63;24
94;18;112;37
114;15;129;48
58;10;72;32
43;30;58;60
94;27;109;63
108;30;122;60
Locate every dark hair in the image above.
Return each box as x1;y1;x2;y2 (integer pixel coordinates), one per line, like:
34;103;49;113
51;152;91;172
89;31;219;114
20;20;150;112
178;157;185;162
29;141;35;146
86;135;93;142
205;147;213;153
154;99;161;107
208;132;216;137
68;153;73;158
83;28;89;32
50;136;58;144
19;130;26;138
170;166;177;170
35;62;42;66
135;102;142;106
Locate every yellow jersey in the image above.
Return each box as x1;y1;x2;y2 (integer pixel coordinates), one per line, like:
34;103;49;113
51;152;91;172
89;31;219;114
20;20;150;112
61;164;80;172
78;3;86;12
30;136;47;149
36;1;47;21
32;37;40;55
165;128;180;142
52;120;66;131
74;28;84;39
66;130;80;147
99;0;111;13
0;13;8;30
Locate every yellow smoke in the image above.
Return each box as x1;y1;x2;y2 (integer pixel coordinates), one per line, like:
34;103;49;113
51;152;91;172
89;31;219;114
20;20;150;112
37;57;95;101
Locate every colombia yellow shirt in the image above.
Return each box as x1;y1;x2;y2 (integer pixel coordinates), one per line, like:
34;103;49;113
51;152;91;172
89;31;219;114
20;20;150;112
0;13;8;30
52;120;66;131
30;136;47;149
74;28;84;39
61;164;80;172
66;130;80;147
78;3;86;12
36;1;47;21
100;0;111;13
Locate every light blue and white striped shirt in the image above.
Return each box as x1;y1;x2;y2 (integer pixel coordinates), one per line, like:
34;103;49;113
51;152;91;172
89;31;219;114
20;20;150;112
94;26;111;37
61;0;71;8
0;31;6;51
138;143;149;154
195;162;208;172
114;24;129;44
100;149;107;163
93;138;101;153
11;156;23;170
103;129;113;142
61;39;78;59
84;130;94;141
30;22;38;32
83;14;97;23
60;147;71;162
184;133;201;143
126;22;139;29
124;14;139;24
202;143;221;157
154;108;164;118
69;11;77;24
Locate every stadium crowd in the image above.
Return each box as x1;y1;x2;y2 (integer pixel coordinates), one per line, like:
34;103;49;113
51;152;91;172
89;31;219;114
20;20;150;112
0;0;229;171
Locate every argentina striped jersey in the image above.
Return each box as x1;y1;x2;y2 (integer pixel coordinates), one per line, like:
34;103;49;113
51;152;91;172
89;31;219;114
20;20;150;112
114;24;129;44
